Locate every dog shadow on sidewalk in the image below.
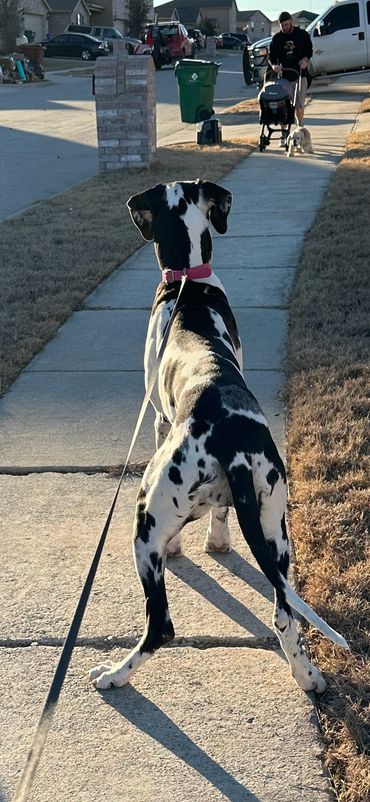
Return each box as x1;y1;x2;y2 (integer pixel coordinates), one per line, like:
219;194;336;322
167;554;276;642
102;686;262;802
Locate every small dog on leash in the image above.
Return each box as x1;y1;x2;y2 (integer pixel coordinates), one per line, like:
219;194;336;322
90;179;347;692
286;126;314;157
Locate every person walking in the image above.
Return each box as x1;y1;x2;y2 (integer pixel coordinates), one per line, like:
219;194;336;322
268;11;312;144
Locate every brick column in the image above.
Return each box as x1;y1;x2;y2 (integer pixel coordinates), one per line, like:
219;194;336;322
94;44;156;171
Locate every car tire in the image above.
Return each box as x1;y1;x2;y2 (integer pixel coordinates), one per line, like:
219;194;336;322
81;49;92;60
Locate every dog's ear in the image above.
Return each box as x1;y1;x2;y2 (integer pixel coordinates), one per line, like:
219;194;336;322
127;184;165;241
198;181;232;234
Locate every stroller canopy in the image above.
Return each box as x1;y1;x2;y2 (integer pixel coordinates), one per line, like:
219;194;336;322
258;77;291;103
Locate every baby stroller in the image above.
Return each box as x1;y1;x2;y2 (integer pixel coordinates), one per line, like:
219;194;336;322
258;68;298;152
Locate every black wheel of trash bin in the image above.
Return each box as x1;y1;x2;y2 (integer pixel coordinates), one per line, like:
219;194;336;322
196;106;212;122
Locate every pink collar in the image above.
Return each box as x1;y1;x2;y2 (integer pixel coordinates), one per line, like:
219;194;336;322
161;263;212;284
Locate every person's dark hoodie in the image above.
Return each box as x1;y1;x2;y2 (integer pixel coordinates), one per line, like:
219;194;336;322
269;26;313;82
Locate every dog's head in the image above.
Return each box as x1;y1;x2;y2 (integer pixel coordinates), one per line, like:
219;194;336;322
127;180;232;270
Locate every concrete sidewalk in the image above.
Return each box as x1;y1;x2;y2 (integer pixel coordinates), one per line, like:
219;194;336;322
1;74;369;802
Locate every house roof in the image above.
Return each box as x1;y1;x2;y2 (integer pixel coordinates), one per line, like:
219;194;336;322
237;10;271;23
155;0;236;10
47;0;89;11
271;9;317;24
155;4;201;23
293;9;317;21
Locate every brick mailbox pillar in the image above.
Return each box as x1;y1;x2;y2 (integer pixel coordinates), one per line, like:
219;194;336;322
204;37;216;60
94;43;156;171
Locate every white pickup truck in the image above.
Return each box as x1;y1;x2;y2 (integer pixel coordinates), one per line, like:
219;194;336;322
248;0;370;83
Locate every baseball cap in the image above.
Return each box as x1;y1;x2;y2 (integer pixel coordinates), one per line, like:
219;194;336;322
278;11;292;22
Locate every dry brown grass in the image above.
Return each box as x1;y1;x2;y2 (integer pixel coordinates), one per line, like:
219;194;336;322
0;140;253;397
219;97;259;116
286;123;370;801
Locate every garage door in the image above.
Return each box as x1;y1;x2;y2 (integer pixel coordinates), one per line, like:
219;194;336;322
23;13;45;43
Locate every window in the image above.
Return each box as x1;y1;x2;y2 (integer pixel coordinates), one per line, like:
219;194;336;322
323;3;360;33
76;13;84;25
94;27;101;36
367;0;370;23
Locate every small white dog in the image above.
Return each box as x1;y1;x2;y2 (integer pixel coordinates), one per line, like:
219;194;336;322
286;126;313;157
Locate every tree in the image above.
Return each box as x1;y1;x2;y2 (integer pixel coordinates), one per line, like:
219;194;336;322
0;0;24;53
128;0;150;38
202;17;218;37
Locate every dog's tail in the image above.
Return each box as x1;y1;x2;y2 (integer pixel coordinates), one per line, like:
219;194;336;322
222;460;349;650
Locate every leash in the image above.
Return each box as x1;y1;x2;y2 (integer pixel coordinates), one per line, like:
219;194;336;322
12;275;189;802
293;69;303;115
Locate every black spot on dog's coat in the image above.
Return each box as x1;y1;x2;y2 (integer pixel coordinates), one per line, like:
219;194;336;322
136;508;156;544
168;466;183;485
267;468;279;493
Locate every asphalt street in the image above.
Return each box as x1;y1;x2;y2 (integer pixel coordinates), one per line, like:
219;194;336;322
0;52;256;220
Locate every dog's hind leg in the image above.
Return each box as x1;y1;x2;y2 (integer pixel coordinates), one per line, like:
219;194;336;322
204;506;231;553
256;466;327;693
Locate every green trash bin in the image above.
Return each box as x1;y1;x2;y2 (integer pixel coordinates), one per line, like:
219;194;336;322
175;59;220;124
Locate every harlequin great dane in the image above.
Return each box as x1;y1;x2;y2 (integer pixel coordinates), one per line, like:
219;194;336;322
90;180;348;692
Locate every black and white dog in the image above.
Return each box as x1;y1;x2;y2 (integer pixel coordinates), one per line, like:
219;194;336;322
90;180;348;692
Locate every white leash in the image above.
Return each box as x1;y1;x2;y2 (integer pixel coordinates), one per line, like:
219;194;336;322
12;275;188;802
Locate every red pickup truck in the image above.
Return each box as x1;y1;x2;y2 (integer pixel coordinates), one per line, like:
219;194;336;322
145;22;194;68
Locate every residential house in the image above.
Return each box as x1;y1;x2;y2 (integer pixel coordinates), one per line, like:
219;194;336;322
47;0;91;36
23;0;50;42
271;9;317;34
154;0;238;35
237;9;271;42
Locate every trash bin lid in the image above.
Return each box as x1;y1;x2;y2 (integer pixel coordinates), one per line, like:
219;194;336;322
175;59;221;69
175;59;220;84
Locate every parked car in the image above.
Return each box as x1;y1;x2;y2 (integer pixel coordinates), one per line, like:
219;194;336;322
187;28;206;49
67;24;125;50
215;34;244;49
247;36;271;83
225;32;251;46
145;22;193;66
117;35;152;55
42;32;110;60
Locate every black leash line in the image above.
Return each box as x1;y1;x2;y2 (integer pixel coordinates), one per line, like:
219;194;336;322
13;276;188;802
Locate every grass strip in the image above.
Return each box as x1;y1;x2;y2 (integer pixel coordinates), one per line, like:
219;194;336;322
286;109;370;802
0;140;253;397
